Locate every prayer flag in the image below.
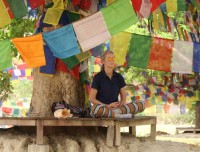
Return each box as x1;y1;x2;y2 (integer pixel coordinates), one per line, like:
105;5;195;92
131;0;166;16
62;51;91;70
43;24;80;59
66;10;81;23
52;0;64;9
29;0;45;10
43;8;63;25
128;34;152;68
193;42;200;72
7;0;28;19
110;32;132;65
171;40;193;74
92;43;105;57
2;0;14;18
147;37;173;72
40;45;56;74
12;34;46;68
0;40;12;71
73;12;111;52
25;69;32;76
0;0;11;28
101;0;137;36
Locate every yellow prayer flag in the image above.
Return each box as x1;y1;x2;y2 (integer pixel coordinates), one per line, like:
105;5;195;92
12;34;46;68
43;8;63;25
166;0;177;13
152;11;159;30
110;32;131;65
0;0;11;28
157;8;165;28
94;65;101;72
52;0;64;9
25;69;32;76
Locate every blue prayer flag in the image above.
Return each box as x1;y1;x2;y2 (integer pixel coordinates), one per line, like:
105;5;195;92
43;24;80;59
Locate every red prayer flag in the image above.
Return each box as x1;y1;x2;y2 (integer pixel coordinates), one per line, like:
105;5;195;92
147;37;174;72
56;58;69;73
131;0;166;16
29;0;45;10
71;0;81;7
70;64;80;80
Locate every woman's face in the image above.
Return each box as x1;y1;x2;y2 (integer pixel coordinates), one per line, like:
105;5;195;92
103;53;116;69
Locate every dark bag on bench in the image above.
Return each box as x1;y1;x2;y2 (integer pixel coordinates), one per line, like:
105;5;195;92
51;101;87;117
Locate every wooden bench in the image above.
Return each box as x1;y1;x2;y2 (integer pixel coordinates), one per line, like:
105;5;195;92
114;116;157;146
0;116;157;148
176;127;200;134
0;117;115;147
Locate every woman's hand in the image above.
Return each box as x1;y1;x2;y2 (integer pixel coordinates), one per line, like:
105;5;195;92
119;101;126;107
106;102;120;109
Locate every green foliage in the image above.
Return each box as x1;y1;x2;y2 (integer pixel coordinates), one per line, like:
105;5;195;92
157;111;195;125
122;66;170;85
0;18;35;57
0;71;13;101
10;80;33;99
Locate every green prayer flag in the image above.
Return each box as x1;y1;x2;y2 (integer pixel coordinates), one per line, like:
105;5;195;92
62;51;91;70
177;0;187;11
101;0;138;36
66;11;81;23
128;34;152;69
0;40;12;71
7;0;28;19
13;108;20;116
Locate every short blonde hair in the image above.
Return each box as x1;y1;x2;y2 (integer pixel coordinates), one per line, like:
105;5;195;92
101;50;114;62
100;50;114;71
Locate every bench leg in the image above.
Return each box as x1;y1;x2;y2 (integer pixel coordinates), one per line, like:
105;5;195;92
150;123;156;140
106;126;114;147
114;124;121;146
36;120;44;145
129;126;136;137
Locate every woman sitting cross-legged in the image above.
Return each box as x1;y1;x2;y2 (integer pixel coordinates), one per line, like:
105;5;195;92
90;50;145;118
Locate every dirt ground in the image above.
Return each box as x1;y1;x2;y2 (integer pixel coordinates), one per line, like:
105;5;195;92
0;125;199;152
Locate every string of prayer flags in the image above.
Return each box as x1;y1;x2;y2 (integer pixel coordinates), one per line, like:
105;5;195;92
62;51;91;70
110;32;132;65
0;0;11;28
147;37;173;72
101;0;138;36
73;12;111;52
192;42;200;73
0;40;12;71
43;24;80;59
40;45;56;75
43;8;64;25
29;0;45;10
171;40;194;74
128;34;152;68
7;0;28;19
12;34;46;68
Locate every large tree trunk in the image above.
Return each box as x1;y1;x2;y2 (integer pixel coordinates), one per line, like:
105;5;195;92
29;68;85;117
195;101;200;128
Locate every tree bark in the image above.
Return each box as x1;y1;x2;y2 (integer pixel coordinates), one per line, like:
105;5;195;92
29;68;85;117
195;101;200;128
